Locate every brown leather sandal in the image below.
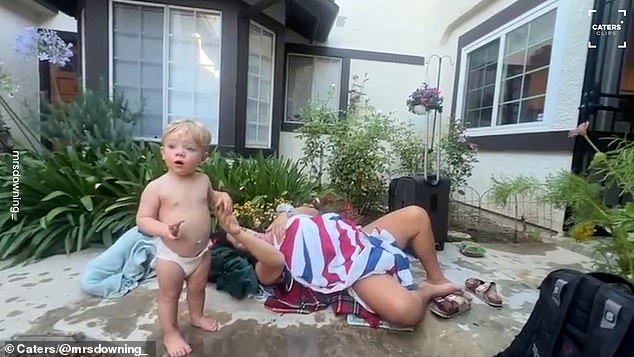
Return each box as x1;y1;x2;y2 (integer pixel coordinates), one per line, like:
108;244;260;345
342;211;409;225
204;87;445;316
430;293;472;318
465;278;503;307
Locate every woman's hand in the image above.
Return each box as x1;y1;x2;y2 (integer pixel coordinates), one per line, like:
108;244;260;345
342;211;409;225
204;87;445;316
217;212;242;237
266;212;289;242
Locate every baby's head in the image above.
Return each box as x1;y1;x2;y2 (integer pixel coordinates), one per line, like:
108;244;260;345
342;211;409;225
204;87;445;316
160;119;212;175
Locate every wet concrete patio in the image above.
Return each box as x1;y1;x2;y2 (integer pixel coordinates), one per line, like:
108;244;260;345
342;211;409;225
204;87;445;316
0;240;593;357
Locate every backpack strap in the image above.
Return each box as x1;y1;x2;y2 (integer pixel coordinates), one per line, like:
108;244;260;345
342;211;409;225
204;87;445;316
583;283;634;357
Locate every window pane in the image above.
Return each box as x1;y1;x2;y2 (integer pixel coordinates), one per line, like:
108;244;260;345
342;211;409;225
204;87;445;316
114;4;140;33
523;68;549;97
525;39;552;71
142;7;163;33
141;63;162;89
505;24;528;55
464;110;480;128
113;3;164;139
285;55;341;122
246;23;274;147
314;57;341;108
484;64;497;85
498;102;520;125
481;85;495;107
501;76;522;102
167;9;221;144
463;40;499;128
467;69;483;90
503;50;525;78
520;96;545;123
480;108;492;127
466;89;482;110
141;88;162;115
468;47;486;70
528;10;556;45
114;34;140;61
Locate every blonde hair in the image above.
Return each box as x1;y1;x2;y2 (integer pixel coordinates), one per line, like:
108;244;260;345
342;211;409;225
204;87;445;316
161;119;212;148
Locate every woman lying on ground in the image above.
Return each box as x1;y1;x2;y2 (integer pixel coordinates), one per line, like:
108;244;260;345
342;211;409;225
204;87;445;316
216;205;463;326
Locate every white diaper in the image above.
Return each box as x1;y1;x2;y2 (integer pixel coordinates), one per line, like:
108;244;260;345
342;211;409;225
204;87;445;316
155;239;208;277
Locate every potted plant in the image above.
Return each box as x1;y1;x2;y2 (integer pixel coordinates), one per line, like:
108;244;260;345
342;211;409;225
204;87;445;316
406;82;443;114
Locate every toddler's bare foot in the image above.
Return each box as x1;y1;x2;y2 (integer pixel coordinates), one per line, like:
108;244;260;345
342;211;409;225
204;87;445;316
191;315;219;332
163;330;192;357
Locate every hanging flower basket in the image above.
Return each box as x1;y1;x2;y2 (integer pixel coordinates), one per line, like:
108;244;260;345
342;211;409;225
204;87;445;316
406;82;443;114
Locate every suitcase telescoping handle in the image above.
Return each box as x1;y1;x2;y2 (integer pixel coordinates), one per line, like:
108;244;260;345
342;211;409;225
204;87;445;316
423;108;441;184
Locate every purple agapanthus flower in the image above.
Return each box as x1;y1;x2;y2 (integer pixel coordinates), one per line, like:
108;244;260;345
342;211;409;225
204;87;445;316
15;27;73;66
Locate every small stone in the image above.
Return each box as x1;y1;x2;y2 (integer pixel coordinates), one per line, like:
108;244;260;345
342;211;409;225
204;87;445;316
448;231;472;242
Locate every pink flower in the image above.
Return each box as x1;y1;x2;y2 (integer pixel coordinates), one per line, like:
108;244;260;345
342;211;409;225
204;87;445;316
568;121;589;138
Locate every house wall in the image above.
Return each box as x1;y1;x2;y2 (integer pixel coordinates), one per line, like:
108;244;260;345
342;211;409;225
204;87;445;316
0;0;76;149
279;0;593;234
446;0;593;233
278;0;434;163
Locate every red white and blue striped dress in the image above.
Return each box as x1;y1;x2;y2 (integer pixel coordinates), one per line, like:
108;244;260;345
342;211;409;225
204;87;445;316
277;213;416;306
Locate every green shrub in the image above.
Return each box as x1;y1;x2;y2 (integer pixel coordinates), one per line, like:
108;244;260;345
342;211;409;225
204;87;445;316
490;130;634;281
36;89;141;151
202;151;322;206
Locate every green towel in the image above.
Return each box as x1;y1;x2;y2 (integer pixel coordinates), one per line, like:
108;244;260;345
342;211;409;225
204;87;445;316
209;245;259;299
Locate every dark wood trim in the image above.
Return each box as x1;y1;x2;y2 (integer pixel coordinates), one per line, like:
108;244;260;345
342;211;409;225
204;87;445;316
233;6;250;150
450;0;549;120
469;130;573;152
82;0;108;94
241;0;282;18
286;44;425;66
339;57;351;115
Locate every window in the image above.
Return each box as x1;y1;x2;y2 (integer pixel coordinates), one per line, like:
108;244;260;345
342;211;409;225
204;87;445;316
246;22;275;148
285;54;341;122
112;2;221;143
462;9;556;129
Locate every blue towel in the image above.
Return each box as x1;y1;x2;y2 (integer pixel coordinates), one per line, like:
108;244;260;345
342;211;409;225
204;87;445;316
81;226;157;298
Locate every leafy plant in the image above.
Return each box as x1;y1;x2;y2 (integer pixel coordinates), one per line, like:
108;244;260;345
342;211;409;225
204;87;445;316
202;151;322;207
297;75;403;216
440;120;478;193
294;97;338;186
490;122;634;281
36;89;141;151
0;142;165;267
391;120;427;176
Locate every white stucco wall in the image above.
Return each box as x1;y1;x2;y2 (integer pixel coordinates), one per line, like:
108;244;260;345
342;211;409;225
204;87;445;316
280;0;594;233
0;0;76;149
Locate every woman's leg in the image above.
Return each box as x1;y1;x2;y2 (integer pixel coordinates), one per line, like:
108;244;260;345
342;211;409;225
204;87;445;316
352;274;458;326
361;205;449;284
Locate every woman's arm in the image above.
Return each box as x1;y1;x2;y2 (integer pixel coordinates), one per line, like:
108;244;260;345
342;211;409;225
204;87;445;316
217;213;286;284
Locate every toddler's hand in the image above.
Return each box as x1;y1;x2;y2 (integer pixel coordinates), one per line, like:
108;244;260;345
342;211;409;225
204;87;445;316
214;191;233;215
165;220;184;240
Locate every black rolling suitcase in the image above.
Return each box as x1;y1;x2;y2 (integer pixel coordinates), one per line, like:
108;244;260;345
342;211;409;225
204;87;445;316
388;110;450;251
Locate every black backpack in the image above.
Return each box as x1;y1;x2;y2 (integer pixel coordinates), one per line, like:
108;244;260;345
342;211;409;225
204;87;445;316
496;269;634;357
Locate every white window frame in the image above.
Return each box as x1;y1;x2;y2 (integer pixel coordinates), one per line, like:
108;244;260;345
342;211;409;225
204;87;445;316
284;53;342;124
108;0;222;142
455;0;566;137
246;21;275;149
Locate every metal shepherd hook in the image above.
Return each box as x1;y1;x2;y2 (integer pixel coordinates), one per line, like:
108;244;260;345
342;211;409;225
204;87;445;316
426;54;453;184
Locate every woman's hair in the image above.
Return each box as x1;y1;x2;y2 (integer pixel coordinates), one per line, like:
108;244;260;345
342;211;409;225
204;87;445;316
161;119;212;148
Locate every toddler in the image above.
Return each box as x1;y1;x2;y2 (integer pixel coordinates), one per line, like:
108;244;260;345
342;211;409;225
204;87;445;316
136;119;232;357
